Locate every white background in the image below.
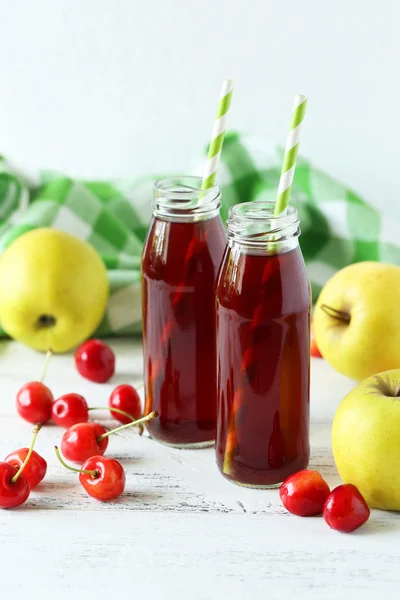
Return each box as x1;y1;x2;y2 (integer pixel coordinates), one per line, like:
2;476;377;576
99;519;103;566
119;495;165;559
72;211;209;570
0;0;398;216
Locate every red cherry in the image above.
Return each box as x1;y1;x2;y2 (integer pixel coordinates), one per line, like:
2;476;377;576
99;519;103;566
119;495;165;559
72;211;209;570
55;447;125;502
0;463;30;509
280;469;331;516
109;385;142;424
52;394;89;428
1;424;42;504
75;339;115;383
323;484;370;533
79;456;125;501
310;327;323;358
5;449;47;489
16;381;53;424
61;422;109;463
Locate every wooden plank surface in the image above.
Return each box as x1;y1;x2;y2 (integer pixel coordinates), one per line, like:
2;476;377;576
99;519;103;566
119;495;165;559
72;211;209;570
0;339;398;599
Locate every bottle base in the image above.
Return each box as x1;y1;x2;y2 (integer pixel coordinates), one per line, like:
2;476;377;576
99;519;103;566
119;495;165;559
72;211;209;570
216;453;310;489
146;419;216;449
149;437;215;450
225;478;282;490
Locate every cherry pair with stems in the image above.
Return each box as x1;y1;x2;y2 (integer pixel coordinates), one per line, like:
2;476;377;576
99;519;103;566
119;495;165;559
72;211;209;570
54;409;157;501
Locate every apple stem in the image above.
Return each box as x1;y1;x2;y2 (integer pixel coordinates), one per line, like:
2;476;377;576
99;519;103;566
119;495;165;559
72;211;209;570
54;446;98;478
88;407;144;435
320;304;351;324
40;349;53;383
97;410;158;442
11;424;42;483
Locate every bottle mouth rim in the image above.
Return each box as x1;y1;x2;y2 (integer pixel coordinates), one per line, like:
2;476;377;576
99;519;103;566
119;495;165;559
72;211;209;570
154;176;218;198
153;176;221;221
228;201;297;222
227;202;300;245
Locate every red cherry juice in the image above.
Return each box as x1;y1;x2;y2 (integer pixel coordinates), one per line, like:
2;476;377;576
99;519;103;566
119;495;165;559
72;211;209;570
142;215;226;446
216;246;311;486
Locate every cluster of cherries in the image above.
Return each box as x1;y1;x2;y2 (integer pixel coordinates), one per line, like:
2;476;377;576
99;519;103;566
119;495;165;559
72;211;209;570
0;335;369;530
280;469;370;532
0;339;156;509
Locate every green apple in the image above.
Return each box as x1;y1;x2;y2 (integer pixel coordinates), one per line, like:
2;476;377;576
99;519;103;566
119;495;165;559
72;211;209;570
314;261;400;381
0;228;109;353
332;369;400;511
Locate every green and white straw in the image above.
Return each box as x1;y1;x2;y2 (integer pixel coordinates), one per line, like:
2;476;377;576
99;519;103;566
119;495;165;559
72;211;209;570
274;93;308;216
201;79;234;190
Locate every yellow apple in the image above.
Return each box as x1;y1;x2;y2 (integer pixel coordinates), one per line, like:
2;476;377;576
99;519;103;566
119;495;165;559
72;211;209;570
332;369;400;510
0;228;109;352
313;261;400;381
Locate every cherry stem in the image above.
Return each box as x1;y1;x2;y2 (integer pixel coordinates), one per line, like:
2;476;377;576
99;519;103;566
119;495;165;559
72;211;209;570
40;349;53;383
320;304;351;324
97;410;158;442
88;407;135;421
54;446;98;478
11;424;42;483
88;406;144;435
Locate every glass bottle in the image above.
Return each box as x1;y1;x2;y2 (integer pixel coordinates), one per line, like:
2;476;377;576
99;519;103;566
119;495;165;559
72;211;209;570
216;202;311;486
142;177;226;447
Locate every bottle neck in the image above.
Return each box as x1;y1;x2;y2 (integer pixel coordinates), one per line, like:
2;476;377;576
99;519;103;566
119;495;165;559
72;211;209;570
226;201;300;255
153;176;221;223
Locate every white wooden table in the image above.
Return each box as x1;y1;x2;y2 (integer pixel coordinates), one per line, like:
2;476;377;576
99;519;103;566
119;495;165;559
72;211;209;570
0;339;399;600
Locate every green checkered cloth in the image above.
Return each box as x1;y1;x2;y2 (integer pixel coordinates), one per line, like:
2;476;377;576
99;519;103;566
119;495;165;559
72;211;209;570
1;131;399;337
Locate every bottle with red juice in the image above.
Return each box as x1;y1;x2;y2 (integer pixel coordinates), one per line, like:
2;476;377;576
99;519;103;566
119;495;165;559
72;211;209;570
142;176;226;447
216;202;311;487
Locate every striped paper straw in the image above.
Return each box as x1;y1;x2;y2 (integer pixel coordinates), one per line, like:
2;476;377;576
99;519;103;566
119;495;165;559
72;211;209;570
274;94;308;216
201;79;233;191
